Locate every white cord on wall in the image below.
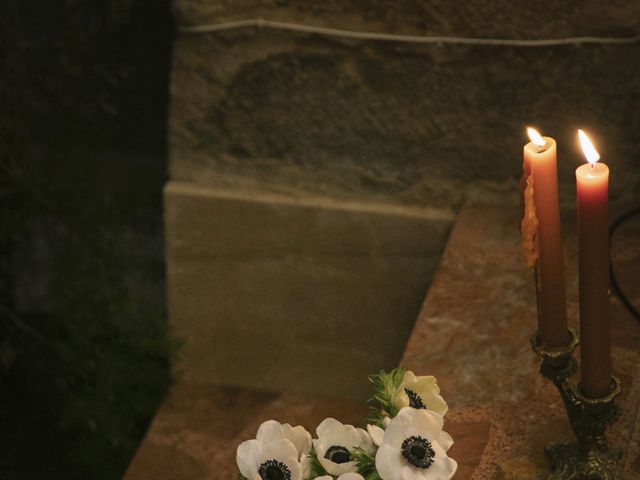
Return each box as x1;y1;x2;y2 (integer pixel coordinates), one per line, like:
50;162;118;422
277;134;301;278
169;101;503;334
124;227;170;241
178;18;640;47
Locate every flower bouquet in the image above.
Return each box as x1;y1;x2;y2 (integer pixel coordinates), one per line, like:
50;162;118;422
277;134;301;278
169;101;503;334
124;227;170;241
236;368;457;480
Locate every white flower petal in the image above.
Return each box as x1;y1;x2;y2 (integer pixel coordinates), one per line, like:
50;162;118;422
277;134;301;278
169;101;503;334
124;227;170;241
333;425;360;448
317;418;344;438
320;425;359;452
256;420;312;458
313;476;333;480
284;424;312;457
367;424;385;447
403;408;444;441
414;391;448;418
401;464;428;480
338;473;366;480
356;427;374;453
412;375;439;394
317;454;357;476
392;390;411;410
316;453;333;474
383;408;415;447
300;453;311;478
312;438;325;456
260;438;299;461
375;444;402;480
236;439;261;478
436;430;454;453
287;460;304;480
256;420;283;443
422;455;458;480
282;458;304;480
404;371;418;383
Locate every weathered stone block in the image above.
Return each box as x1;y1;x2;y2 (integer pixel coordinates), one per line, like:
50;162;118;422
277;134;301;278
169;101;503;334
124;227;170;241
169;2;640;208
165;181;453;397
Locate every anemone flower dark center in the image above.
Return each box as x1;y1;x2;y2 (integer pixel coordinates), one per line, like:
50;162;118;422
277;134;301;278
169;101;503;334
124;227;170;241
401;435;435;469
258;459;291;480
405;388;426;409
325;445;352;464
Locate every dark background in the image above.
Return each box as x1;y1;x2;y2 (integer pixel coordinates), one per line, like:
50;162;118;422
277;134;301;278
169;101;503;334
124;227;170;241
1;1;174;478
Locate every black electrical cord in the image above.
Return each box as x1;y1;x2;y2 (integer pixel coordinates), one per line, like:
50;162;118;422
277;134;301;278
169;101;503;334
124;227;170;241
609;206;640;321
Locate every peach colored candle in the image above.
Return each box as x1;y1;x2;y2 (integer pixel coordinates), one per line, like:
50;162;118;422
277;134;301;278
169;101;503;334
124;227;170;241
576;129;611;398
523;128;568;348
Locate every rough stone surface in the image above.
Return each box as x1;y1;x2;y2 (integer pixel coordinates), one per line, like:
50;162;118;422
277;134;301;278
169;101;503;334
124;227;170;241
165;180;453;398
169;1;640;210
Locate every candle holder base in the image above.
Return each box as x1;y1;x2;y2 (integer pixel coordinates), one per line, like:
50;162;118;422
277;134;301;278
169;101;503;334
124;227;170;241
531;330;623;480
545;441;622;480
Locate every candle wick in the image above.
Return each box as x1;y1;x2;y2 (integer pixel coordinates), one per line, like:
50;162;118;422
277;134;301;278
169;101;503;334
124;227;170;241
536;142;547;153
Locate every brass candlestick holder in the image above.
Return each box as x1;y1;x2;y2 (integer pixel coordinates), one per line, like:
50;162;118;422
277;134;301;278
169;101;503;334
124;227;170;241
531;328;622;479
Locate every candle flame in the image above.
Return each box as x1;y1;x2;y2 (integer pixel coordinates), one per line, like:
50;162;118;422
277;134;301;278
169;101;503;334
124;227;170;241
527;127;546;148
578;129;600;164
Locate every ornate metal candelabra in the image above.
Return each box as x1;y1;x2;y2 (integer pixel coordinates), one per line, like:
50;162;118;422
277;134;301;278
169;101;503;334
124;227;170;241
531;328;622;479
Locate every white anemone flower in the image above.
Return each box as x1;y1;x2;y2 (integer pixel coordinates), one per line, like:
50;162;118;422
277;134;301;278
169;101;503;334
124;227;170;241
367;423;453;453
313;418;374;476
392;371;448;417
314;474;365;480
237;437;303;480
375;407;457;480
256;420;312;459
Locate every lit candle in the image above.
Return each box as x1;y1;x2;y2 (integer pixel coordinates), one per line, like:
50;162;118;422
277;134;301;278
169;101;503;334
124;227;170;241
576;129;611;398
522;128;568;348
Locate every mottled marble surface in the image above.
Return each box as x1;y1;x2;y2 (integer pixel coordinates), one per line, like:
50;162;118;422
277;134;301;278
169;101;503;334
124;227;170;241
402;194;640;479
124;383;368;480
126;194;640;478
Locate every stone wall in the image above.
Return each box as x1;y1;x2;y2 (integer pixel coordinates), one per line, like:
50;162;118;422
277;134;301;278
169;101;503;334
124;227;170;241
171;0;640;206
166;0;640;397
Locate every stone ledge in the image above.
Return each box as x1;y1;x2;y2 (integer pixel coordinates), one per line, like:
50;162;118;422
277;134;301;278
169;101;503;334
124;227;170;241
165;180;453;398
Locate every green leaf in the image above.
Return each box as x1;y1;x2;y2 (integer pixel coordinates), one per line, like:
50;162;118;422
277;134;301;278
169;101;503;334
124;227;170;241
309;447;329;477
367;367;406;427
353;447;382;480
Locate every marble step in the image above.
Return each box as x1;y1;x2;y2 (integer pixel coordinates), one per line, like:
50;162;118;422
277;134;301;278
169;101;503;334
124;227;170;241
123;382;367;479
